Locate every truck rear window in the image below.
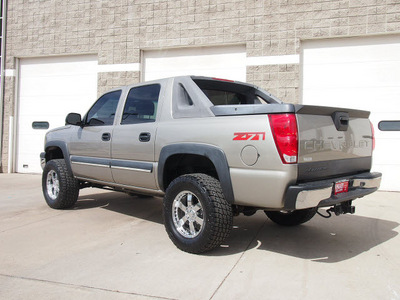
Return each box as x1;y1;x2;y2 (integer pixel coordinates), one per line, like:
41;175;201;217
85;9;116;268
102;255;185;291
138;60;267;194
193;78;275;105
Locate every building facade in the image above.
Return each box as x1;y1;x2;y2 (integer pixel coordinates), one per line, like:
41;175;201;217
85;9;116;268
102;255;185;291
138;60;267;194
1;0;400;189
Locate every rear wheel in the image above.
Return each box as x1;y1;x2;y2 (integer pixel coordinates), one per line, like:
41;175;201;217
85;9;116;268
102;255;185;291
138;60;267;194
42;159;79;209
163;174;233;254
264;208;317;226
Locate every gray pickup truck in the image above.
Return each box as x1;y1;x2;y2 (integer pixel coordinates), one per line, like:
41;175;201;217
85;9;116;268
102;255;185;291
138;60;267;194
40;76;382;253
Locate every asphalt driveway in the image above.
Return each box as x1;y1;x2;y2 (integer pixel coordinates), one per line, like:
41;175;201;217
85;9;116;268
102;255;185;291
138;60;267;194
1;174;399;299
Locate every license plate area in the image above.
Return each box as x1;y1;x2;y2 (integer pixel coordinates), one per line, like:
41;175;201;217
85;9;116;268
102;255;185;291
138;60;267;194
334;180;349;195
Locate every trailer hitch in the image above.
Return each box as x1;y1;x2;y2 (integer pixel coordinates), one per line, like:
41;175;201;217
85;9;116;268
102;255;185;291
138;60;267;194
317;201;355;218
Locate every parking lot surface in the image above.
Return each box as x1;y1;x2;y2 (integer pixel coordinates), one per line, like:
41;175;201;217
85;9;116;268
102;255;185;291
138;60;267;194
1;173;399;300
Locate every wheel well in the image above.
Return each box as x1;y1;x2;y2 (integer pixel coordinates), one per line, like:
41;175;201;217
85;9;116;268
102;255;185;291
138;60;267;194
163;154;218;190
45;147;64;162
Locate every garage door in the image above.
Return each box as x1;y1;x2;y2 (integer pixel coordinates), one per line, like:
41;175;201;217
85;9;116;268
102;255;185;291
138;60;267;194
302;35;400;191
17;55;98;173
143;45;246;82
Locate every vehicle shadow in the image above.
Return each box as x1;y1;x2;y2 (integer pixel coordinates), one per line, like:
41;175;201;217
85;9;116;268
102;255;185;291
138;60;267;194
215;212;399;263
73;191;399;263
74;191;164;225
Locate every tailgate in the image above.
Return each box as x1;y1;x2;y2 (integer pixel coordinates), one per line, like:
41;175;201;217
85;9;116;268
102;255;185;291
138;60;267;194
295;105;373;182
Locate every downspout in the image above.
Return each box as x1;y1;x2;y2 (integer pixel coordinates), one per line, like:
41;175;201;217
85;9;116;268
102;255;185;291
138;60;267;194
0;0;7;171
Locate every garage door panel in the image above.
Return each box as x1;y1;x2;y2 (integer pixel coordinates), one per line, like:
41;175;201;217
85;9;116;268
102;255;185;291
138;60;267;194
21;69;97;78
302;36;400;191
303;87;400;113
371;112;400;125
17;55;98;173
372;165;398;191
21;56;98;74
17;133;43;167
20;75;97;98
373;137;400;163
19;95;94;118
303;36;400;64
303;61;400;90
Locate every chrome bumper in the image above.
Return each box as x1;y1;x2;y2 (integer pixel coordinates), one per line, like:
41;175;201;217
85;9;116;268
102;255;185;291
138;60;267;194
284;172;382;210
40;152;46;170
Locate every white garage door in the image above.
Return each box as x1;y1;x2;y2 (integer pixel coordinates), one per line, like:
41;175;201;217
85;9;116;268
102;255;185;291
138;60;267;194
302;35;400;191
17;55;98;173
143;45;246;82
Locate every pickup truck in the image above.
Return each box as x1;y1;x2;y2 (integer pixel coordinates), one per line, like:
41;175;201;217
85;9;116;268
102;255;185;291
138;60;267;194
40;76;382;253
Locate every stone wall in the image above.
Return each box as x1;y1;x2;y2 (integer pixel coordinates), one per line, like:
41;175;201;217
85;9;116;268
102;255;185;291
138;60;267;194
2;0;400;171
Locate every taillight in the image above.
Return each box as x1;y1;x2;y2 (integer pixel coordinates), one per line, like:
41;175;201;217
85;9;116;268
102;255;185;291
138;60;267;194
370;121;375;151
268;114;298;164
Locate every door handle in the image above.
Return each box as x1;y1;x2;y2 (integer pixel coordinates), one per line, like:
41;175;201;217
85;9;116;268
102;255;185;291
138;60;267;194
139;132;151;142
102;133;111;141
332;112;349;131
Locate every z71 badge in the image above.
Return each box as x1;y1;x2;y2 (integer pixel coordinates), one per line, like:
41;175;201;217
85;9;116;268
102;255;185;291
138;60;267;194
233;132;266;141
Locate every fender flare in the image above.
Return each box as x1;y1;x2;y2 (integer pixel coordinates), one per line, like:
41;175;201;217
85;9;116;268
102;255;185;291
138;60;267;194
44;141;73;174
158;143;235;204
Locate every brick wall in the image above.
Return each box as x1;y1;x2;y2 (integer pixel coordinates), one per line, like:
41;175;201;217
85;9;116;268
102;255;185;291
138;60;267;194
1;0;400;171
98;72;140;96
1;76;15;172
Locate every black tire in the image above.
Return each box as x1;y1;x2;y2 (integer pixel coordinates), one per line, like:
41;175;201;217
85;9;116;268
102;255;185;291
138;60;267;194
264;208;317;226
163;174;233;254
42;159;79;209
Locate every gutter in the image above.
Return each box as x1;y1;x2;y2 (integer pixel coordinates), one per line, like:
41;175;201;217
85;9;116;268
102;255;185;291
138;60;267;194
0;0;8;170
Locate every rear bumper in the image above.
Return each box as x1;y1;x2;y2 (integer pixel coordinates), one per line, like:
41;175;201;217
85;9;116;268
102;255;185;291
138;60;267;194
284;172;382;210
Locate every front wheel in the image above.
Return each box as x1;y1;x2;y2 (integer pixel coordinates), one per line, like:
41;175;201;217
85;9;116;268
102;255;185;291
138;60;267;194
264;208;317;226
42;159;79;209
163;174;233;254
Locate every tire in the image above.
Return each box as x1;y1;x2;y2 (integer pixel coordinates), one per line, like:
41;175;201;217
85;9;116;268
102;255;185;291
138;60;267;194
264;208;317;226
163;174;233;254
42;159;79;209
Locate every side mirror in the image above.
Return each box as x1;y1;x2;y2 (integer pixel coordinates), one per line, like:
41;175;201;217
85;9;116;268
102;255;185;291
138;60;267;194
66;113;82;126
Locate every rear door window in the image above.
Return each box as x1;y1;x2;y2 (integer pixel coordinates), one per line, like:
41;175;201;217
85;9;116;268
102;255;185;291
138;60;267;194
121;84;161;124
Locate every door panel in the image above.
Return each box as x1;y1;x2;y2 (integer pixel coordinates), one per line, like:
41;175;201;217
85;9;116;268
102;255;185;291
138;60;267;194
111;123;157;189
111;84;161;190
69;125;114;182
68;89;123;183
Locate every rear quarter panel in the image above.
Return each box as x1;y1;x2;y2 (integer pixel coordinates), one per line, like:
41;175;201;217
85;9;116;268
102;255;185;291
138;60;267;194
155;115;297;209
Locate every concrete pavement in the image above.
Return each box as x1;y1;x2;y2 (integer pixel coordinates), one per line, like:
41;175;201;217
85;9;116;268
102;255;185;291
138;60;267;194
0;173;399;299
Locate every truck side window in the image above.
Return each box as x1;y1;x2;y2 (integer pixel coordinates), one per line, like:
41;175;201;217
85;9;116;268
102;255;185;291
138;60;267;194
121;84;161;125
86;90;122;126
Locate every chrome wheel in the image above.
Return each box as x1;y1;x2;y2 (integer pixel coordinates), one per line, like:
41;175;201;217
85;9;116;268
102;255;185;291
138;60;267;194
164;174;233;253
46;170;60;200
172;191;204;238
42;159;79;209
